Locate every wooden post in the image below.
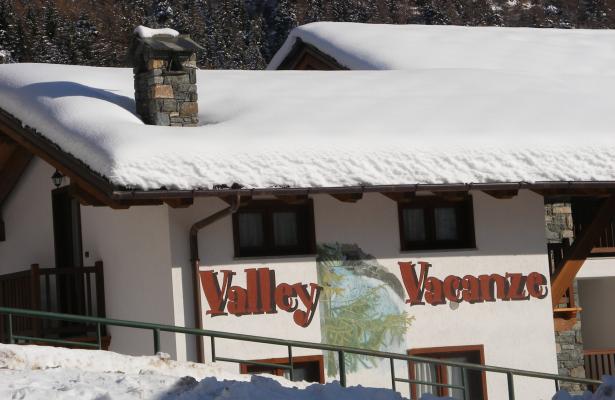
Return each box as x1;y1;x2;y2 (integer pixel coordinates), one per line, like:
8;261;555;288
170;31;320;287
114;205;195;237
551;195;615;305
30;264;41;337
94;261;106;336
94;261;106;318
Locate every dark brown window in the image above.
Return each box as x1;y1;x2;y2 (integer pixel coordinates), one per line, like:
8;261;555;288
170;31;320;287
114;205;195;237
408;345;487;400
240;355;324;383
232;200;316;257
398;196;475;251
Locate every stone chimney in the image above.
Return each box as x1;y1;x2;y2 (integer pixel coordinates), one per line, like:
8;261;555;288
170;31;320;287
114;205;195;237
129;27;203;127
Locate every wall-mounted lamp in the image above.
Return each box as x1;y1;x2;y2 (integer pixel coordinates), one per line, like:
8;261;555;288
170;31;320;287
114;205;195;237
51;170;64;188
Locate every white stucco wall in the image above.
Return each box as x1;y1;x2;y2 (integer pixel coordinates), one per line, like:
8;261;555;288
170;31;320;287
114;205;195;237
0;157;56;273
166;190;558;400
1;161;559;399
577;257;615;279
578;276;615;350
80;204;178;358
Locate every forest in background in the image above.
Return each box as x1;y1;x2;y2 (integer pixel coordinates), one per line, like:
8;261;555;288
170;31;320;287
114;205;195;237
0;0;613;69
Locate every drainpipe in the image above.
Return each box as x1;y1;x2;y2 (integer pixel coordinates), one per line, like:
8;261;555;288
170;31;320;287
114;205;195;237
189;194;241;363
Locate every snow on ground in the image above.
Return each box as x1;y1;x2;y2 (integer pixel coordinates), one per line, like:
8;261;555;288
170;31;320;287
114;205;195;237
0;63;614;190
553;376;615;399
269;22;615;74
0;344;401;400
1;344;615;400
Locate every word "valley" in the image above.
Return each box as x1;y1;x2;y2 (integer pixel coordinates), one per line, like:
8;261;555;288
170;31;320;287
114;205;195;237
200;268;322;327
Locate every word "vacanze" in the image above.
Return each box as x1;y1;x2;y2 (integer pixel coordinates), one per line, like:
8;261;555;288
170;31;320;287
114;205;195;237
399;262;549;305
200;268;321;327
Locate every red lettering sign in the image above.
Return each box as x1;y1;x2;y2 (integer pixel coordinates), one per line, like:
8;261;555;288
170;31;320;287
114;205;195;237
200;268;322;328
398;262;548;306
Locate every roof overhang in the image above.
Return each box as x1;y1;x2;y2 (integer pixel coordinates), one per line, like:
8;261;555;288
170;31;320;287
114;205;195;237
2;106;615;210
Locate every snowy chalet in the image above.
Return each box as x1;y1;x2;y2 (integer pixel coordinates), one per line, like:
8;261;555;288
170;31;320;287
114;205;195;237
1;23;615;400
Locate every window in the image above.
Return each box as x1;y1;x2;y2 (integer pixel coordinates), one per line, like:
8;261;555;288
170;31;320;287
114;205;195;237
398;196;475;251
232;200;316;257
409;346;487;400
240;355;324;383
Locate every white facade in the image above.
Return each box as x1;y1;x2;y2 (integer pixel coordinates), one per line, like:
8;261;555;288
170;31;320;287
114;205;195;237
577;258;615;351
0;157;561;399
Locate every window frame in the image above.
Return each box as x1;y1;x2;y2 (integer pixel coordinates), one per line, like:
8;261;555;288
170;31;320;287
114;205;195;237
232;199;316;258
239;355;325;384
398;196;476;251
408;345;488;400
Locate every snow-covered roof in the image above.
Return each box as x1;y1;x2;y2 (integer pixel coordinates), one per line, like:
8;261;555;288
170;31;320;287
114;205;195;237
134;26;179;39
268;22;615;74
0;62;614;191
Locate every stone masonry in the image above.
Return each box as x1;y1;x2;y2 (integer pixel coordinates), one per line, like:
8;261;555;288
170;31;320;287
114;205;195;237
132;37;199;127
546;201;587;393
545;202;574;245
554;282;586;394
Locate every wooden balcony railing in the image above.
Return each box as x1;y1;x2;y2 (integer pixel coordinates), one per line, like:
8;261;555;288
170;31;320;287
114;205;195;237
0;262;105;341
585;348;615;388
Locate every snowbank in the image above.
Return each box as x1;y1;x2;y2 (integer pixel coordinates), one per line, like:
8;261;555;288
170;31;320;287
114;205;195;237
269;22;615;74
0;344;401;399
553;376;615;399
134;25;179;38
1;344;614;400
0;63;613;191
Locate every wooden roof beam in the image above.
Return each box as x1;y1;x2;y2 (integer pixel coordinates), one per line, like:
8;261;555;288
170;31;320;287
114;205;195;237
330;192;363;203
381;191;416;202
551;195;615;305
69;184;106;207
275;194;309;204
221;194;251;207
0;110;118;208
165;198;194;208
0;146;32;206
433;191;469;201
532;188;615;197
483;189;519;199
0;146;32;242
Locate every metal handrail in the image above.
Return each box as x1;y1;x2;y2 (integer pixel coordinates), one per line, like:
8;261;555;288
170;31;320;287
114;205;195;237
0;306;602;399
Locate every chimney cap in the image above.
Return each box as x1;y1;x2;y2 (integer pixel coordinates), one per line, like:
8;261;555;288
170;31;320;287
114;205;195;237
128;28;203;68
136;35;203;53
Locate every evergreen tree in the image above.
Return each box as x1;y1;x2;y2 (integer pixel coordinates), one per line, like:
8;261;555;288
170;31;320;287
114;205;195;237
305;0;325;23
263;0;297;62
151;0;174;27
1;0;615;69
0;0;19;61
72;13;99;65
467;0;503;25
416;0;451;24
384;0;402;23
578;0;611;27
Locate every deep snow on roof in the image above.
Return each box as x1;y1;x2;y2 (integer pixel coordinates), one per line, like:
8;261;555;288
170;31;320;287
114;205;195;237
0;63;614;191
268;22;615;74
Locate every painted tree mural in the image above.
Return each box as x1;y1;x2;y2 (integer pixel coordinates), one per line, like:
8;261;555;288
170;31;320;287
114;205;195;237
317;243;413;376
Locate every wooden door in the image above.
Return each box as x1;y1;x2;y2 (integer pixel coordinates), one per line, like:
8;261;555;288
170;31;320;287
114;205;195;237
52;187;84;317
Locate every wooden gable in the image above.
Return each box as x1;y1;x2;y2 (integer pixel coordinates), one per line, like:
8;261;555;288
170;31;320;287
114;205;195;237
0;135;33;241
274;39;347;71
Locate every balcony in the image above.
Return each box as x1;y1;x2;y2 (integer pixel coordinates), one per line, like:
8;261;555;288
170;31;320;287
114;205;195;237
0;261;109;347
585;348;615;390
